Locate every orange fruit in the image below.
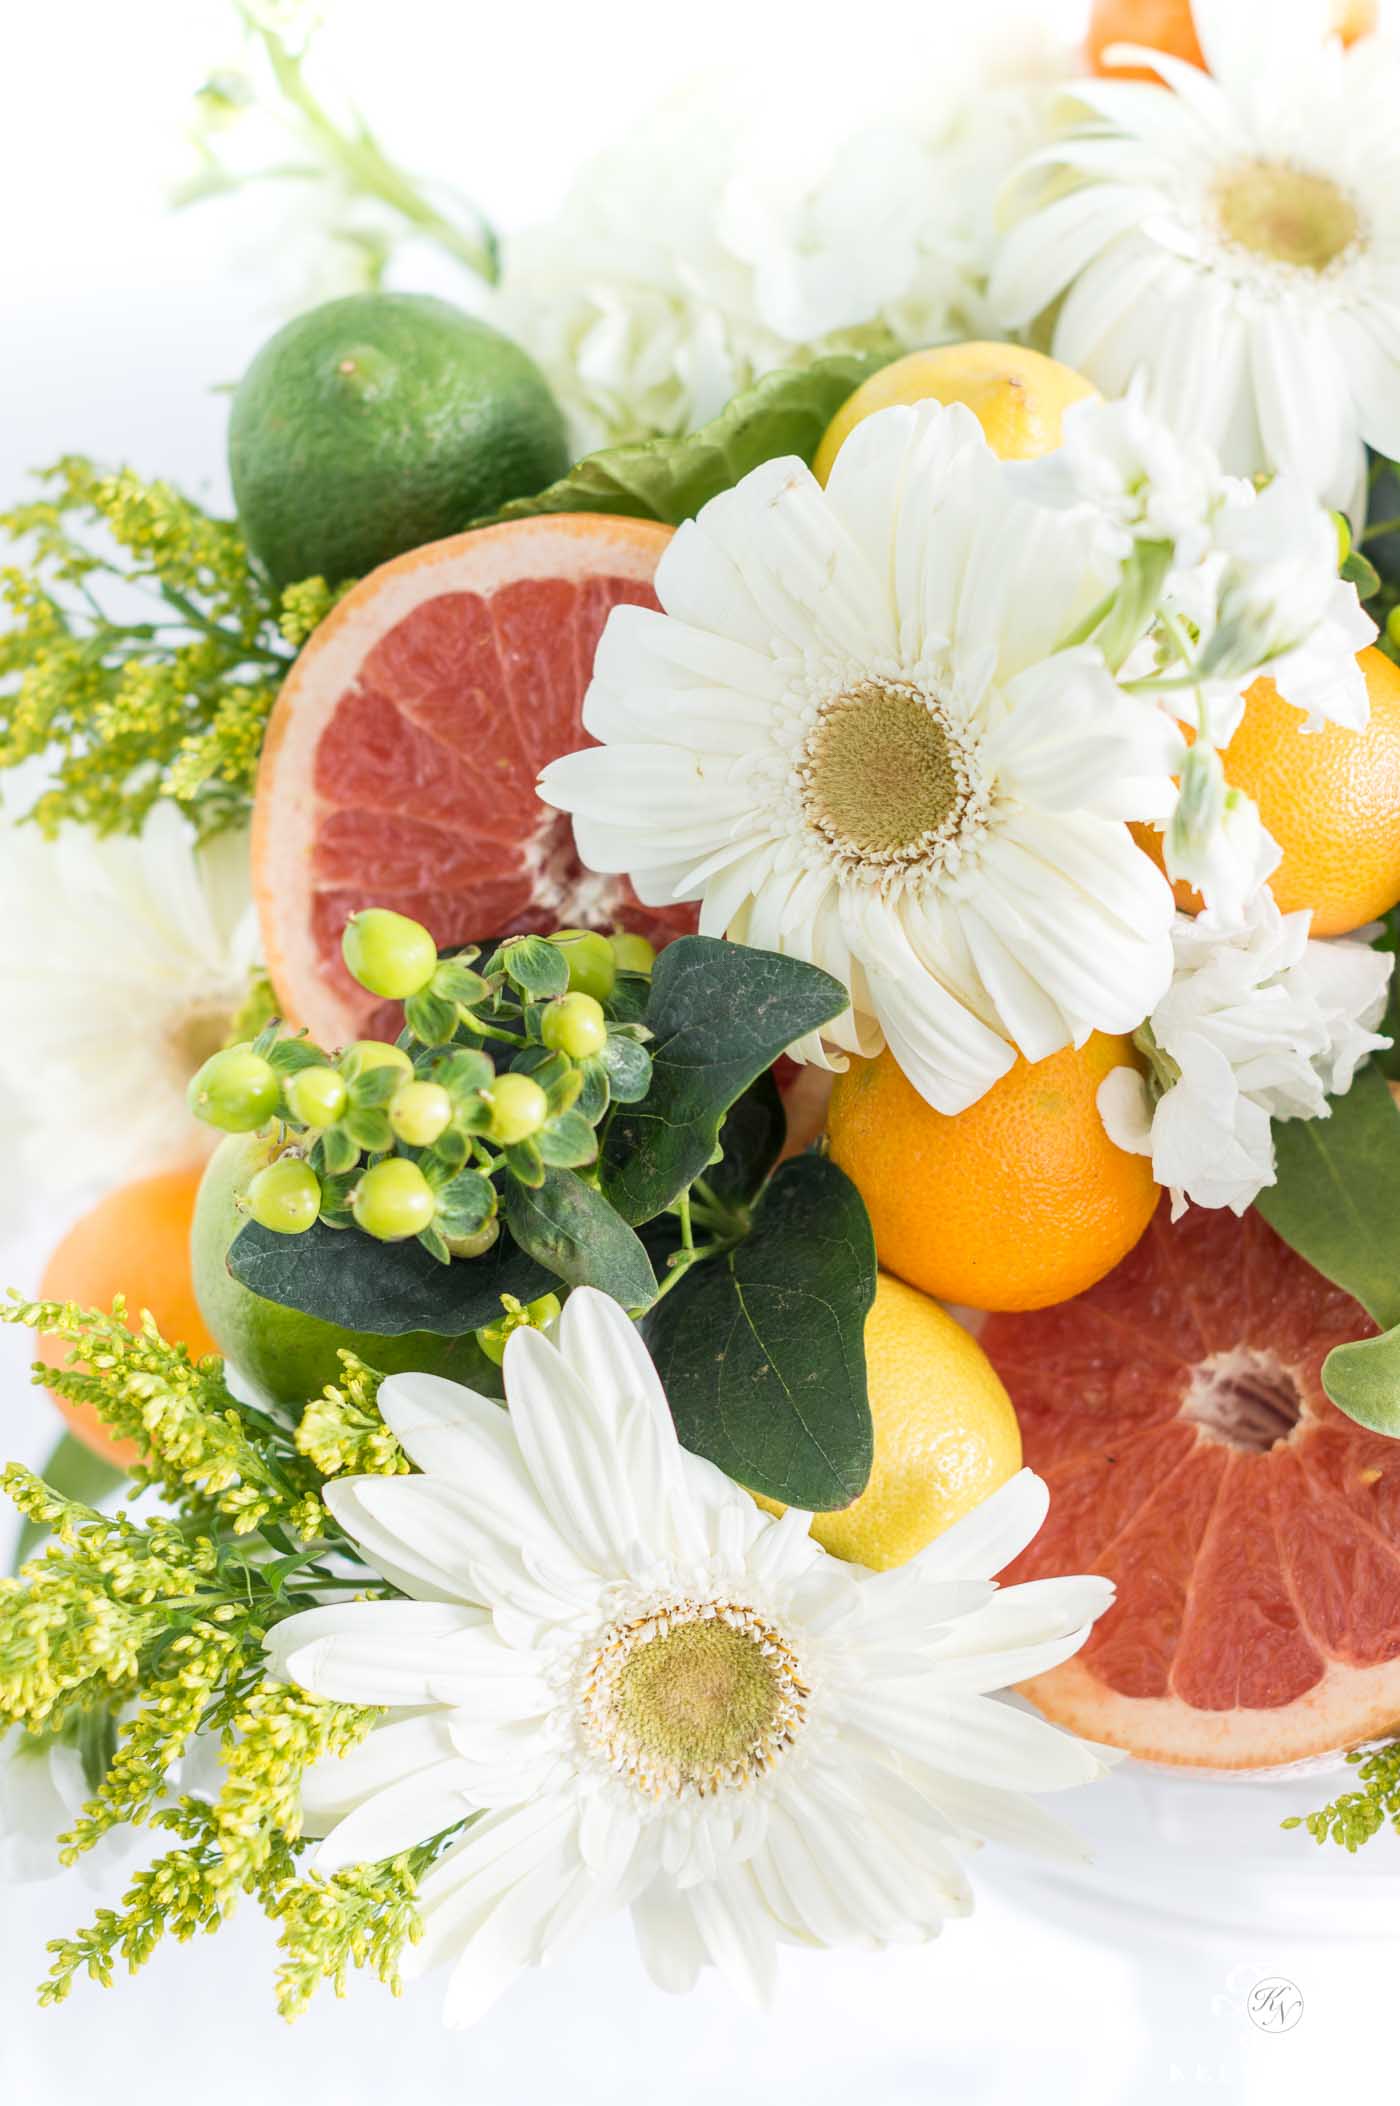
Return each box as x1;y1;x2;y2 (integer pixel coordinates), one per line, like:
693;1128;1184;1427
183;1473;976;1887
36;1169;217;1470
253;514;696;1050
827;1035;1159;1313
981;1203;1398;1770
812;342;1096;483
1222;650;1400;936
1086;0;1375;80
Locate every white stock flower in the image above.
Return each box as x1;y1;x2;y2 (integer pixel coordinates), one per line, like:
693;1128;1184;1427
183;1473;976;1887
1008;392;1224;570
989;6;1400;510
269;1289;1116;2027
0;802;261;1196
495;72;1056;451
541;402;1183;1116
1098;894;1394;1217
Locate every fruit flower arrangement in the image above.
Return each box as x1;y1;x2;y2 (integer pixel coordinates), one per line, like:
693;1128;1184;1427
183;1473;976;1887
5;0;1400;2035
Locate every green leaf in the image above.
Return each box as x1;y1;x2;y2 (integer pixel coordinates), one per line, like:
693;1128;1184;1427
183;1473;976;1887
12;1433;127;1571
404;987;459;1045
1342;544;1381;601
576;1055;610;1123
435;1169;496;1235
1256;1064;1400;1331
602;937;847;1226
484;345;897;529
266;1036;330;1077
344;1105;392;1153
643;1155;875;1510
320;1125;360;1176
599;1031;652;1104
501;934;569;998
429;1046;495;1096
1374;908;1399;1081
503;1138;546;1188
1321;1323;1400;1438
708;1069;787;1206
537;1110;600;1169
504;1168;657;1307
228;1218;554;1336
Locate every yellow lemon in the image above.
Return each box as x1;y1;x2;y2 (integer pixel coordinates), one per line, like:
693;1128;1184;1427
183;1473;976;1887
812;341;1099;480
757;1272;1022;1570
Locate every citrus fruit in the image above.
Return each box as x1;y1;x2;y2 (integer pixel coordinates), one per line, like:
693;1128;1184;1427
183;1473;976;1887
1086;0;1375;80
827;1036;1159;1312
228;293;570;589
252;513;697;1048
756;1273;1022;1570
36;1170;217;1470
1216;652;1400;937
812;342;1097;481
979;1201;1400;1770
191;1134;497;1406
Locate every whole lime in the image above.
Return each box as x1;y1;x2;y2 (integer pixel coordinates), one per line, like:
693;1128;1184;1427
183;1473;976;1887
191;1133;499;1406
227;292;570;588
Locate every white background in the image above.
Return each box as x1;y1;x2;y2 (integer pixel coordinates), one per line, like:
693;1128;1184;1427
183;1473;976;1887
2;2;1398;2100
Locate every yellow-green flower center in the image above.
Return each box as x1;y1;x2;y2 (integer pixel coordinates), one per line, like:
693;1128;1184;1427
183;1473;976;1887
1214;161;1360;272
803;682;966;866
580;1599;808;1798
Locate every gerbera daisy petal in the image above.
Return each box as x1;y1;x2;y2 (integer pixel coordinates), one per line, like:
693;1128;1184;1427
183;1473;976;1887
994;24;1400;505
268;1293;1113;2021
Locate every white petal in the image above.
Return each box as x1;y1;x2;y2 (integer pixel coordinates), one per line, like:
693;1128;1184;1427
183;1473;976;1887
299;1712;461;1835
311;1762;479;1875
906;1467;1050;1582
266;1600;485;1692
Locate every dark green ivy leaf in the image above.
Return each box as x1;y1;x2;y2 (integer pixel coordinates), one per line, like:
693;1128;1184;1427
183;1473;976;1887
602;936;847;1225
229;1217;554;1335
504;1167;657;1307
643;1154;875;1510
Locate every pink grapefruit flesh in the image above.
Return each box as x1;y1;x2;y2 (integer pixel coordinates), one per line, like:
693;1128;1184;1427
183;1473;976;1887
980;1203;1400;1771
253;514;696;1048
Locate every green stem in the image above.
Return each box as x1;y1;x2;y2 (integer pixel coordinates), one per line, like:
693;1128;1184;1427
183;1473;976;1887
1362;516;1400;544
252;17;499;286
673;1189;695;1255
1054;588;1116;654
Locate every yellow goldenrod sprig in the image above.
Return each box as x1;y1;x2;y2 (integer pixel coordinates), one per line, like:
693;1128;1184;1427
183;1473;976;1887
206;1679;380;1903
295;1353;409;1480
270;1820;470;2020
0;457;345;838
1284;1738;1400;1851
2;1295;326;1538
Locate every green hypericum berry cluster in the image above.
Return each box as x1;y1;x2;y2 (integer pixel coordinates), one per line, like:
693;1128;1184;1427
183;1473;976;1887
185;914;657;1267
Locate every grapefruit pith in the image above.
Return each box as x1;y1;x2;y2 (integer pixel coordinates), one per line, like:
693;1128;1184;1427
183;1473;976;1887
253;514;696;1048
980;1203;1400;1771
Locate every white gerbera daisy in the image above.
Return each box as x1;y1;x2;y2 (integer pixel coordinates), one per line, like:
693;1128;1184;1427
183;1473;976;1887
0;801;260;1197
269;1289;1115;2027
1098;892;1394;1216
989;8;1400;510
539;401;1182;1114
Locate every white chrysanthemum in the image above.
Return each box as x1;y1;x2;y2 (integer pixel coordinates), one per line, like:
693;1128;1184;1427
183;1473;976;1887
989;7;1400;510
1008;390;1226;569
0;802;260;1196
1098;893;1394;1216
269;1289;1115;2027
540;402;1183;1114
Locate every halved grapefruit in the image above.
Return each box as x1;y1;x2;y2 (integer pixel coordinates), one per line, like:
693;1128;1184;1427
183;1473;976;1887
253;514;696;1047
980;1203;1400;1771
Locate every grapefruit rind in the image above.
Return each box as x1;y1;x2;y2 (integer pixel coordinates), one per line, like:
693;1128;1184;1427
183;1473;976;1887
253;513;678;1049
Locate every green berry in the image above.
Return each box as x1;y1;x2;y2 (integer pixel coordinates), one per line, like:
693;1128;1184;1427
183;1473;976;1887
341;909;439;1000
547;928;616;1001
351;1157;436;1241
284;1064;348;1128
245;1156;321;1234
340;1039;414;1081
484;1070;549;1145
609;932;656;975
389;1079;453;1147
187;1044;281;1133
476;1291;562;1365
540;991;608;1058
1387;604;1400;652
